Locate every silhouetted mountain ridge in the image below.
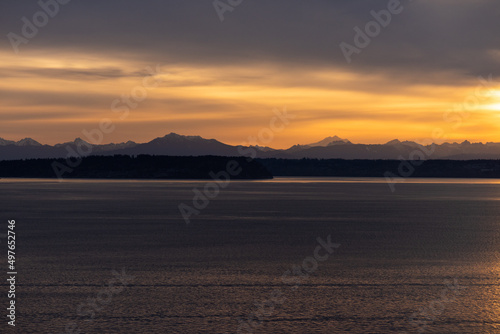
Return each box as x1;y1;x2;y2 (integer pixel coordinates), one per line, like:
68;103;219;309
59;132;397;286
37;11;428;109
2;133;500;160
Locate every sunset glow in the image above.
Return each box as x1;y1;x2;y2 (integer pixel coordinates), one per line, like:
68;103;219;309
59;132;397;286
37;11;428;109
1;1;500;148
4;2;500;333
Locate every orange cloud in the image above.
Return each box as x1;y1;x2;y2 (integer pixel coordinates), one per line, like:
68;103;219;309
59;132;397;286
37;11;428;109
1;50;500;148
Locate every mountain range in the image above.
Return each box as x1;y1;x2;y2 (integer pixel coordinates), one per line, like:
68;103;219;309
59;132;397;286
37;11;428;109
2;133;500;161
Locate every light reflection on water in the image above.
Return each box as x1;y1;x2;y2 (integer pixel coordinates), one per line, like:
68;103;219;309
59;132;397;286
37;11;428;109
3;176;500;184
2;178;500;333
260;176;500;184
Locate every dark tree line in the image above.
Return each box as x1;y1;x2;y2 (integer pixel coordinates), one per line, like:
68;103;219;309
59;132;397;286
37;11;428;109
257;158;500;178
0;155;273;180
2;155;500;180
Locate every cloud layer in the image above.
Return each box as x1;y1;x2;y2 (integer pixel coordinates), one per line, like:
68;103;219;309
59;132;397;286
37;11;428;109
1;0;500;146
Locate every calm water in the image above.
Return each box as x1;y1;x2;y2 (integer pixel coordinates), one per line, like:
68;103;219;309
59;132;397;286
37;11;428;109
2;177;500;333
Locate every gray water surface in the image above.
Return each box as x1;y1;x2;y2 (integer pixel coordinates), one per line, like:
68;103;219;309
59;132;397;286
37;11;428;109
2;178;500;333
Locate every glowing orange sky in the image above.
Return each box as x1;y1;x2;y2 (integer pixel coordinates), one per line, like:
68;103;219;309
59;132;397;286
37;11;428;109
2;1;500;149
1;49;499;149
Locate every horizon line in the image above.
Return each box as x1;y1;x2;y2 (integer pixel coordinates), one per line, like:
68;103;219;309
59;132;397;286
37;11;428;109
1;133;499;149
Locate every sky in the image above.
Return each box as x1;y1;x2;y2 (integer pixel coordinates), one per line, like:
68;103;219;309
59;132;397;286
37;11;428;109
1;0;500;148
